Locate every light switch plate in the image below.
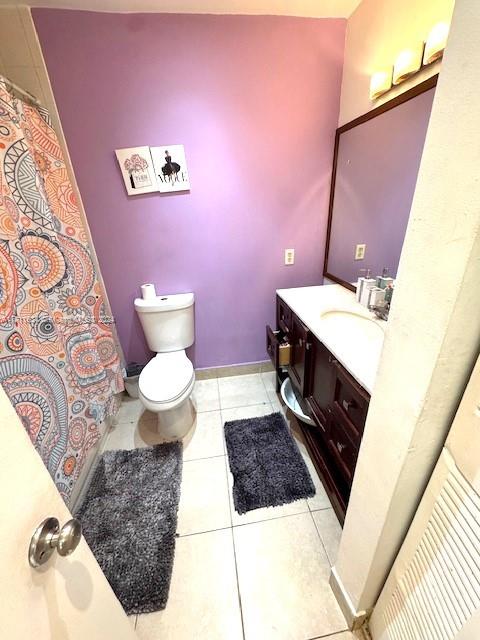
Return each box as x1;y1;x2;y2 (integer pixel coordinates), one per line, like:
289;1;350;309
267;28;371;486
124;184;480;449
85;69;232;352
284;248;295;265
355;244;366;260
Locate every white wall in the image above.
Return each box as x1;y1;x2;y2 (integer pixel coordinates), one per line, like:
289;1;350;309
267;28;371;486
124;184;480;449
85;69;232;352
333;0;480;621
338;0;455;125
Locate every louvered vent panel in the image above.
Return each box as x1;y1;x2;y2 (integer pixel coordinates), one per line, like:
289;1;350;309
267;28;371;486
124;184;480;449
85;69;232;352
383;461;480;640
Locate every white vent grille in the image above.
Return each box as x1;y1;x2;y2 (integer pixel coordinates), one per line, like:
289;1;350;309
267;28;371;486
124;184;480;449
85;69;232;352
383;457;480;640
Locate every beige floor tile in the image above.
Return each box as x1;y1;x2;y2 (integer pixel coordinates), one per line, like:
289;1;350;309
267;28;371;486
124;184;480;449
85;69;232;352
261;370;280;405
192;378;220;412
303;452;333;512
218;373;270;409
233;513;348;640
115;396;144;424
103;411;161;451
183;410;224;461
221;402;274;424
321;633;355;639
136;529;243;640
312;508;342;567
177;456;231;535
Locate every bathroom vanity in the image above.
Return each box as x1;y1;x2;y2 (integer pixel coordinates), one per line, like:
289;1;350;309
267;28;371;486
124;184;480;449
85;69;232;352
266;285;386;523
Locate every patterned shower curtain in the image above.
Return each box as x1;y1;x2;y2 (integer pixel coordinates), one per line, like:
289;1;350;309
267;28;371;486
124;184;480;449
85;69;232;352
0;79;123;501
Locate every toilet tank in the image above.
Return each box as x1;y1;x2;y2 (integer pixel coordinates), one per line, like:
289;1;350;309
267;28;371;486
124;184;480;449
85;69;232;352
134;292;194;353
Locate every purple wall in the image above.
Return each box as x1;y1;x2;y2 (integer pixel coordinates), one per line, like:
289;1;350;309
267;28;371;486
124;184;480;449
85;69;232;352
327;88;435;284
33;10;345;368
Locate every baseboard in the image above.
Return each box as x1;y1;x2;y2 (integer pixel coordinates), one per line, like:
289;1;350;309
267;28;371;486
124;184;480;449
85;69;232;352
195;360;273;380
330;566;369;631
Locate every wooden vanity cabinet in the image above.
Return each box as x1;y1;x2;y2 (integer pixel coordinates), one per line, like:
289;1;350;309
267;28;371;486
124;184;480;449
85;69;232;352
266;296;371;524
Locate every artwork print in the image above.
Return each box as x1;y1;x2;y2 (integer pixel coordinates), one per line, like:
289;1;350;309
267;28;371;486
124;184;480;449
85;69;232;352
151;145;190;193
115;146;157;196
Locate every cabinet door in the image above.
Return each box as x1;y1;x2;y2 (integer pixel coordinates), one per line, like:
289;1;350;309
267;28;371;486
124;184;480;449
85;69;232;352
306;339;334;432
288;314;311;396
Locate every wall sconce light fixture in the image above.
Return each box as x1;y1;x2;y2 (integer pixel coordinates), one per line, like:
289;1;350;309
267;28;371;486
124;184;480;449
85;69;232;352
370;20;450;101
369;69;393;100
392;44;424;85
424;22;449;65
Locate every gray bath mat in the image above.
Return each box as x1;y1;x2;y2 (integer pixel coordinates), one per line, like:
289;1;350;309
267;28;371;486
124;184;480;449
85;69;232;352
75;443;182;615
224;412;315;514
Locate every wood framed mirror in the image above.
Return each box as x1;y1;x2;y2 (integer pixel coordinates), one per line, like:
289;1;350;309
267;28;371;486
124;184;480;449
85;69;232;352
323;74;438;291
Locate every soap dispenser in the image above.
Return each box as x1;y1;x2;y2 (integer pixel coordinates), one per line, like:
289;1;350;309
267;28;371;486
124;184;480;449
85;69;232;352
360;269;377;307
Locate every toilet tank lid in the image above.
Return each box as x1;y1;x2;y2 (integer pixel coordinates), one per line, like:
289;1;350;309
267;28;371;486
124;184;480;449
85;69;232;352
134;292;194;313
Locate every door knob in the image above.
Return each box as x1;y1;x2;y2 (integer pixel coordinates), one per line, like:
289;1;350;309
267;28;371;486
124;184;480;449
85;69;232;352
29;517;82;568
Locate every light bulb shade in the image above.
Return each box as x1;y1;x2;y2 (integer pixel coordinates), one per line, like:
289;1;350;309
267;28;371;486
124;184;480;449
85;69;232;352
369;69;393;100
424;22;449;65
393;44;423;85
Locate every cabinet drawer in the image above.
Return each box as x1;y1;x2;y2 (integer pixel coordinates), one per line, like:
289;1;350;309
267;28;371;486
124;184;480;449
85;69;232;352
266;325;279;368
266;325;290;368
277;297;292;335
333;362;370;438
327;410;359;484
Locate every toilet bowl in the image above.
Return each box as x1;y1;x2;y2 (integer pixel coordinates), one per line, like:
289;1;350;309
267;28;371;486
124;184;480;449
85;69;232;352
139;351;195;411
134;291;196;440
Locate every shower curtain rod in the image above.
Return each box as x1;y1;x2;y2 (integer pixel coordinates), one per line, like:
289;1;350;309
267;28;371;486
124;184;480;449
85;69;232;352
0;73;41;107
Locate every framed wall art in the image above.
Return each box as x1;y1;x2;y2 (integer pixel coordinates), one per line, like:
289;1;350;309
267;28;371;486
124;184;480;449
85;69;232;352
115;146;158;196
151;145;190;193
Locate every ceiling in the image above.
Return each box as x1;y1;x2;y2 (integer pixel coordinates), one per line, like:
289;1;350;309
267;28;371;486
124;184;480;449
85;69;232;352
0;0;363;18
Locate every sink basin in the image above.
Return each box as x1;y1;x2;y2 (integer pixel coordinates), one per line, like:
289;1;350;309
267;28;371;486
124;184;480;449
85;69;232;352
320;309;385;340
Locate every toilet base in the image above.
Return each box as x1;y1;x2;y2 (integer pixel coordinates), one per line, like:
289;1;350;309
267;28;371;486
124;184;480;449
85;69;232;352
155;397;196;441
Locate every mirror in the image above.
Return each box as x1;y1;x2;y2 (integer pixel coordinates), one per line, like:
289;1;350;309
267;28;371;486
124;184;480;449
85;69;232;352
324;76;437;290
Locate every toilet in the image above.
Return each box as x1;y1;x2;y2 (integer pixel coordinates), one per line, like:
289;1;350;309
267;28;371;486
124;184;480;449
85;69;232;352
134;291;196;440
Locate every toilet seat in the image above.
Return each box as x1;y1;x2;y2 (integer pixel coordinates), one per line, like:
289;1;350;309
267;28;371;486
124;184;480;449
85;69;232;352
139;351;194;405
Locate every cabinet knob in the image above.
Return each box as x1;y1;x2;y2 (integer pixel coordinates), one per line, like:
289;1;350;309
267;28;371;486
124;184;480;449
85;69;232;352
328;355;337;364
342;399;355;412
336;441;346;454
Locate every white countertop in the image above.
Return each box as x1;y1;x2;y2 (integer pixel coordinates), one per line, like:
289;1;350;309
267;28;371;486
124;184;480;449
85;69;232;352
276;284;386;394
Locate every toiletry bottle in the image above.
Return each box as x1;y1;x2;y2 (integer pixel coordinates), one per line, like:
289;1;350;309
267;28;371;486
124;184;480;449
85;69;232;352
384;284;394;304
356;269;367;302
377;267;394;290
368;287;386;308
360;269;377;307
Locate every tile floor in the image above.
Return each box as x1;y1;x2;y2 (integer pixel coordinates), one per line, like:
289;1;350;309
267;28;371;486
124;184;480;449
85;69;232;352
104;371;350;640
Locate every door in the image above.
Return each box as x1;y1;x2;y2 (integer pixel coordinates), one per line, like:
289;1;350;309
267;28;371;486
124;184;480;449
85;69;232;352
369;356;480;639
0;386;136;640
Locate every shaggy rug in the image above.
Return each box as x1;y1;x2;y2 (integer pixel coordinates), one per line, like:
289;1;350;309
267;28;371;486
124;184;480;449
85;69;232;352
224;412;315;514
75;443;182;615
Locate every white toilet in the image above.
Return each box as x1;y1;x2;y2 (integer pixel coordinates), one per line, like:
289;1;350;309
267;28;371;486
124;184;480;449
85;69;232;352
134;292;196;440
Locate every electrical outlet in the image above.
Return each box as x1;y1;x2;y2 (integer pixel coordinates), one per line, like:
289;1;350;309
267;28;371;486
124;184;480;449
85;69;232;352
284;249;295;265
355;244;366;260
